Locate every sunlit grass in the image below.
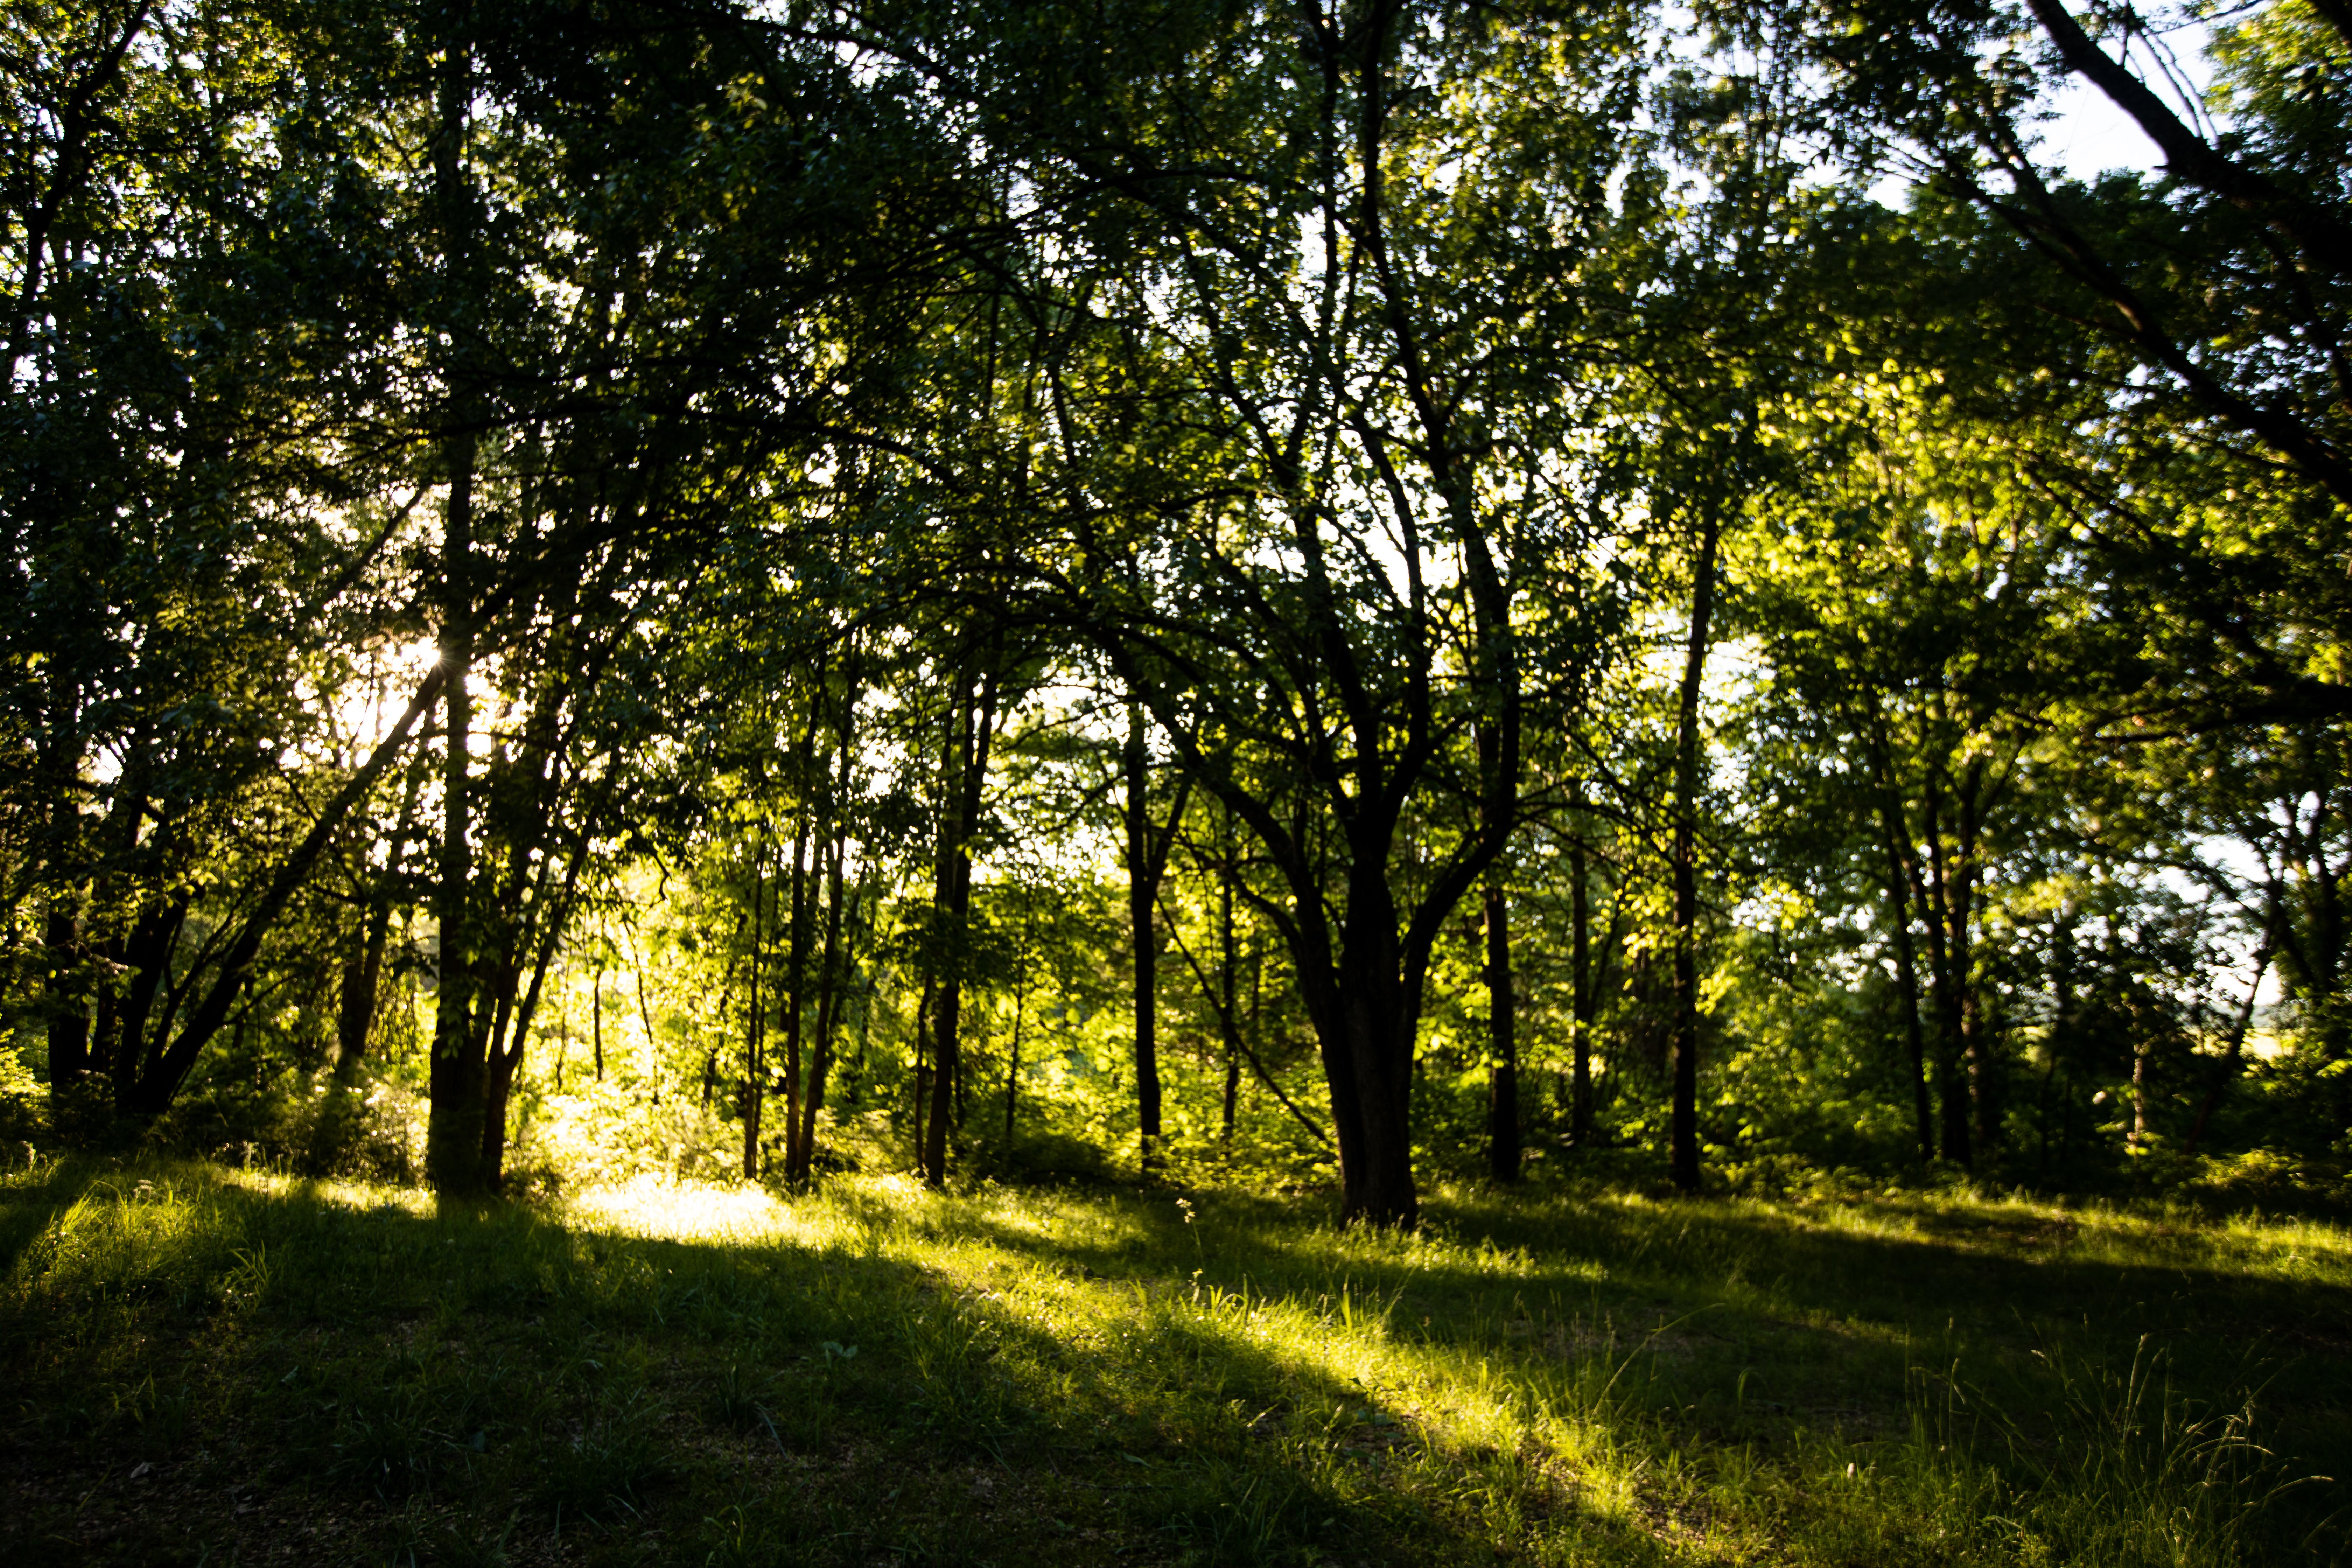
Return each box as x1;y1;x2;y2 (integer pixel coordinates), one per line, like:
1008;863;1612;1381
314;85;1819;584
1;1158;2344;1565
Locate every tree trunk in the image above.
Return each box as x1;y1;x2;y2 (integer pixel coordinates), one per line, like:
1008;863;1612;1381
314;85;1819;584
1126;702;1163;1173
1920;770;1973;1168
1670;499;1721;1194
1311;860;1418;1227
921;660;997;1186
1484;874;1519;1182
42;898;89;1089
743;850;765;1181
1877;804;1935;1163
1569;837;1596;1146
1219;830;1240;1145
1002;966;1027;1148
911;971;933;1174
789;658;861;1183
788;836;848;1181
781;810;812;1178
424;20;487;1200
1955;765;1996;1159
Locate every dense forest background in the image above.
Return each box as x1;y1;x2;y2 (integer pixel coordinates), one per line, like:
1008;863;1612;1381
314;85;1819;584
6;0;2348;1225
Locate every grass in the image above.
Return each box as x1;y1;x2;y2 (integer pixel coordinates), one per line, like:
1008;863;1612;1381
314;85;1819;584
0;1157;2344;1566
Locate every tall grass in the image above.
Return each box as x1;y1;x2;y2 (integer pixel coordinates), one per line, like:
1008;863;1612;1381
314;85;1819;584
0;1158;2341;1565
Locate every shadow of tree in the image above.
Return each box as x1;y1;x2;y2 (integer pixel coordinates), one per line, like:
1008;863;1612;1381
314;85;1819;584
3;1166;2343;1566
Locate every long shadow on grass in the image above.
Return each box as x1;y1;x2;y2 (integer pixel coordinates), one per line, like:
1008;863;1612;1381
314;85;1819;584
0;1169;1555;1567
930;1185;2352;1549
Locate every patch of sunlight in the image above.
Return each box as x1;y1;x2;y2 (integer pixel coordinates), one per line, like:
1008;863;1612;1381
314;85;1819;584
562;1175;834;1248
216;1167;435;1216
1756;1186;2352;1291
18;1172;240;1300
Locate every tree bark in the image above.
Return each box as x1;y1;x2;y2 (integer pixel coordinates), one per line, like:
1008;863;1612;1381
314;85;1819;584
921;661;996;1186
1670;498;1722;1194
1877;802;1936;1163
781;808;812;1178
1569;836;1595;1148
1219;819;1240;1145
743;847;766;1181
1002;964;1027;1148
425;14;487;1199
1920;770;1973;1168
1126;702;1164;1173
789;657;860;1182
1484;873;1519;1182
1123;701;1189;1174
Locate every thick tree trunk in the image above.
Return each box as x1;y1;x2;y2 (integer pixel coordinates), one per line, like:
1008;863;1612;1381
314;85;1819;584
1313;863;1417;1228
1670;502;1721;1194
43;899;89;1088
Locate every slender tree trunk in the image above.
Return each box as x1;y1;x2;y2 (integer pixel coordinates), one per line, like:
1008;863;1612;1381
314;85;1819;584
789;667;861;1182
1670;500;1722;1194
1117;700;1192;1175
1484;874;1519;1182
781;810;811;1178
1877;805;1935;1162
743;850;765;1181
1570;837;1595;1147
1955;766;1996;1158
592;964;604;1082
1219;828;1240;1145
923;663;998;1185
1126;702;1166;1173
426;467;483;1191
1921;771;1973;1168
911;971;933;1174
425;18;487;1199
2044;915;2076;1172
636;955;660;1107
1003;967;1027;1148
789;837;848;1181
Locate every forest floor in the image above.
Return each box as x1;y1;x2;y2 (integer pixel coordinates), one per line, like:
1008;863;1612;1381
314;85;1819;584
0;1157;2345;1567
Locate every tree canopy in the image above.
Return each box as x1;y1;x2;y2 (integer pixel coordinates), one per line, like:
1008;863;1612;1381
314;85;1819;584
5;0;2347;1220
